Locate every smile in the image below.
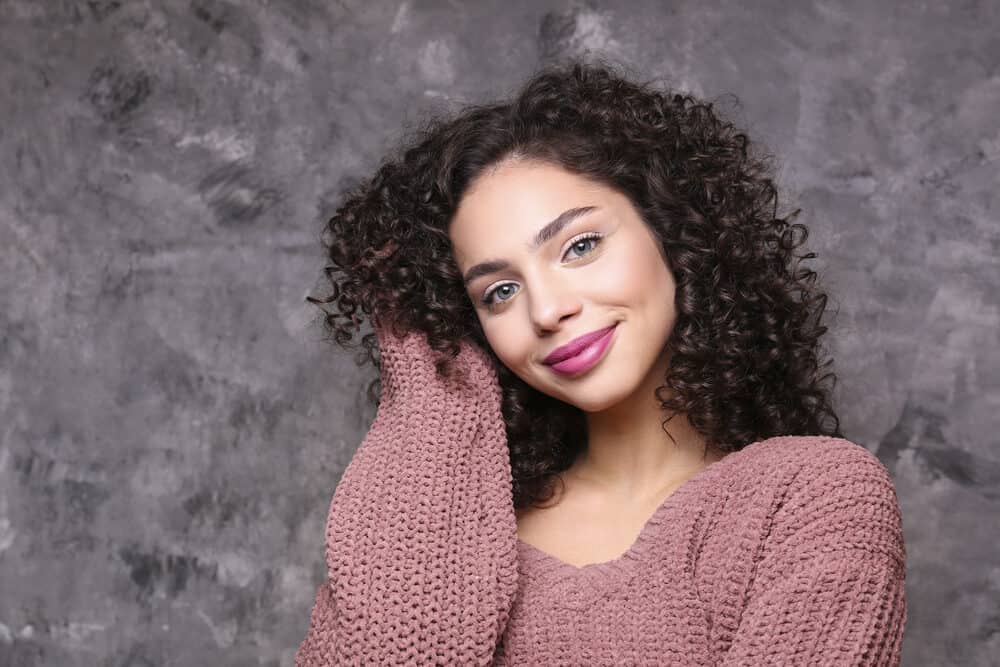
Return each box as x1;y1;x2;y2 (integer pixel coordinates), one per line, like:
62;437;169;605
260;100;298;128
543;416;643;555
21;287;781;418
544;323;618;376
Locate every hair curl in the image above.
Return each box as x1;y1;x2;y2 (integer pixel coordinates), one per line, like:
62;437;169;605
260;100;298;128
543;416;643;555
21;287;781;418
307;57;843;512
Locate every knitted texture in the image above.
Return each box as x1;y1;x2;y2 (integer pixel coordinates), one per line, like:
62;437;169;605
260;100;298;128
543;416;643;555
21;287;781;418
498;435;908;666
295;323;519;665
296;324;907;665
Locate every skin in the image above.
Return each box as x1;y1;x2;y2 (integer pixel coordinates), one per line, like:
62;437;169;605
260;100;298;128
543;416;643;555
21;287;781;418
449;158;726;561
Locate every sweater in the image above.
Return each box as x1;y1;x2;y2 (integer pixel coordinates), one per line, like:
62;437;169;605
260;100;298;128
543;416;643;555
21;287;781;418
295;324;907;666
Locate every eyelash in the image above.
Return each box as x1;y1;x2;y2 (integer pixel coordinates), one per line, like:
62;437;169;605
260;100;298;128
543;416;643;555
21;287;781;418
479;232;604;310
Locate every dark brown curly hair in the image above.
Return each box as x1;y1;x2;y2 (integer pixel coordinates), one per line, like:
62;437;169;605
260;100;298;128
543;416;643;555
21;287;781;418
307;57;843;512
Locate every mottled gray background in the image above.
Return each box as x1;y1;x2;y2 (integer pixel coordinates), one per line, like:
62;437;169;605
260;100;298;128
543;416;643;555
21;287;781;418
0;0;997;665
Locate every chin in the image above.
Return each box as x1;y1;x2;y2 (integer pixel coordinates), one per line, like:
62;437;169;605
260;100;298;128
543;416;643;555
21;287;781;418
543;376;635;413
565;391;630;414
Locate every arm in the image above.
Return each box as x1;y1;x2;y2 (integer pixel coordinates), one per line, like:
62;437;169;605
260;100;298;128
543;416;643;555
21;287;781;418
720;439;908;666
295;580;339;667
295;322;519;666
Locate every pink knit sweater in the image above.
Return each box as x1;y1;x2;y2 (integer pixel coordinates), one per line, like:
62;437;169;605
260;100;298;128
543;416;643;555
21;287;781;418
295;325;907;666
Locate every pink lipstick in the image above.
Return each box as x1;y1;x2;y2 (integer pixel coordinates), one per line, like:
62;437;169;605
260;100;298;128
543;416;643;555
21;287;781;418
543;323;618;376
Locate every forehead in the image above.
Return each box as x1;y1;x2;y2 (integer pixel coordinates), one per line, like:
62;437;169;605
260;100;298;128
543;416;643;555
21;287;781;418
449;161;615;256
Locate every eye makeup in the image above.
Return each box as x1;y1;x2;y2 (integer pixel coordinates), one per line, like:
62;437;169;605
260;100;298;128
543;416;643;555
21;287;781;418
479;231;605;310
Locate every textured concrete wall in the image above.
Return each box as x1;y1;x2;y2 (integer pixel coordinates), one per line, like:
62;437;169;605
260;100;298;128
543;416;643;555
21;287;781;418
1;1;997;665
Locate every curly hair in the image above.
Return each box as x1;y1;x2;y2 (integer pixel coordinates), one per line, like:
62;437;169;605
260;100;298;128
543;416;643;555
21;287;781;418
307;57;843;512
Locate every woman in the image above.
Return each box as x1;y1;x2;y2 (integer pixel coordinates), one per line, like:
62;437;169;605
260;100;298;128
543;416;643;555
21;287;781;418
296;59;907;665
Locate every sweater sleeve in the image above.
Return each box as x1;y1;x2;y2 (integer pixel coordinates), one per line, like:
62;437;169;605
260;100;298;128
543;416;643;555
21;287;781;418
295;322;519;666
719;438;908;667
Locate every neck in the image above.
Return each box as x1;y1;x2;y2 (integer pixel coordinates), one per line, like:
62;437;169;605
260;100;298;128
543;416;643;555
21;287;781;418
568;349;723;501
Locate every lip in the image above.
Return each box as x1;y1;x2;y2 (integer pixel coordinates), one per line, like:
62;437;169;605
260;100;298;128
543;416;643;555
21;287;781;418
543;323;619;365
544;324;618;376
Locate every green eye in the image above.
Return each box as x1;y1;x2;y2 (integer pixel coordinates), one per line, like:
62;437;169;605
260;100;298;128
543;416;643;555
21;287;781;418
481;283;517;307
564;233;602;260
480;232;605;311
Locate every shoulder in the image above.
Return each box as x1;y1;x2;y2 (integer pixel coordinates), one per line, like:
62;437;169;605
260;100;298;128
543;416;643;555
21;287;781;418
727;435;899;498
735;434;888;471
724;435;905;566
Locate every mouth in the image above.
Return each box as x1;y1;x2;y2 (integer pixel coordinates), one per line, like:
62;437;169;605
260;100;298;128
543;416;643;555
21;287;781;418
543;323;619;365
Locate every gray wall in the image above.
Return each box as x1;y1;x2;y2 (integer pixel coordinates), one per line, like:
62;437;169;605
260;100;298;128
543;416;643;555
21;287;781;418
1;1;997;665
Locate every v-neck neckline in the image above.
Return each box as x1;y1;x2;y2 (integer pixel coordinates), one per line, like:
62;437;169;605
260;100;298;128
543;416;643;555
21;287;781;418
516;447;736;577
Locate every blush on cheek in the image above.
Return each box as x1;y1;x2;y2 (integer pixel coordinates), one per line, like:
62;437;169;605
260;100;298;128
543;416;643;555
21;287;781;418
594;260;646;300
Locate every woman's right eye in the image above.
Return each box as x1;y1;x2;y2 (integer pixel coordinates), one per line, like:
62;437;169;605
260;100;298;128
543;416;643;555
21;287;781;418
481;283;517;310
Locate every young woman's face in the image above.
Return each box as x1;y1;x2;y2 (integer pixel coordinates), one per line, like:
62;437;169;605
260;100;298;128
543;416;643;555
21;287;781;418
449;160;678;413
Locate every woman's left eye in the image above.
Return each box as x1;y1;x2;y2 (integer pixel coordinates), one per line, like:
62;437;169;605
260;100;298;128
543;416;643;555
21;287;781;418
563;232;603;260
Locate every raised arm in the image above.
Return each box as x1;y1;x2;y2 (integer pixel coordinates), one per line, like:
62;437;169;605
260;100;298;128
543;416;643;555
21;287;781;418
295;322;519;666
719;439;908;666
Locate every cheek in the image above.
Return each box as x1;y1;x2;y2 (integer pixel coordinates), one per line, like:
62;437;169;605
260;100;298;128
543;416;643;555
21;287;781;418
480;320;522;369
592;245;665;303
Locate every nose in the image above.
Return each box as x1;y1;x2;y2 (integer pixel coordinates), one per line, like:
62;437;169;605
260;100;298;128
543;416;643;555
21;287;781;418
529;277;582;334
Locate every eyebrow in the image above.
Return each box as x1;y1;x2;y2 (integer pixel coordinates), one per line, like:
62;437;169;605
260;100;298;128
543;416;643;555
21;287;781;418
461;206;599;286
